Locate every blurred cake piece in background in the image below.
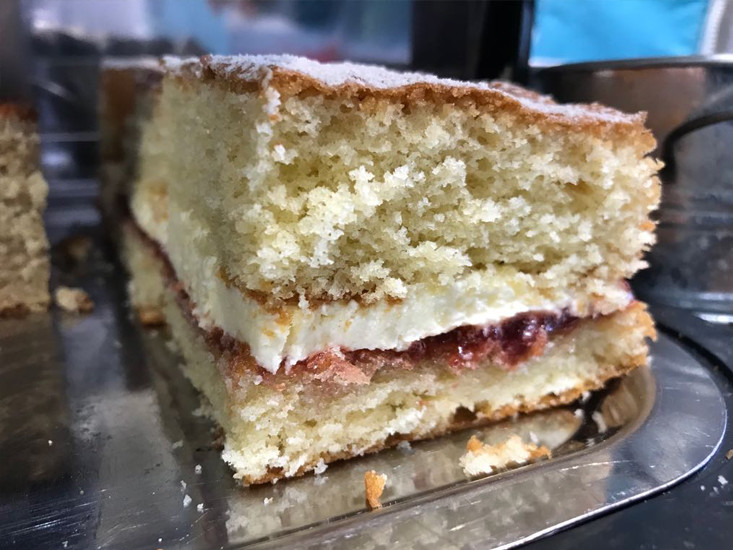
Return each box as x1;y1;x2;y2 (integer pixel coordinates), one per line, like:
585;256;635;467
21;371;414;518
98;57;163;228
0;104;50;315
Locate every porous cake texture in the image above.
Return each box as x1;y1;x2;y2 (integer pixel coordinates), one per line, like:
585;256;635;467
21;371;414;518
0;104;50;314
116;54;660;484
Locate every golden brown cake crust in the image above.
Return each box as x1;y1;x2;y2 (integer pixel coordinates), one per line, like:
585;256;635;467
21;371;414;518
168;55;655;149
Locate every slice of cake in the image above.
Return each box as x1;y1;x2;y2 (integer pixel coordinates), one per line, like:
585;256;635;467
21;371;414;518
98;58;163;229
120;55;660;484
0;104;50;314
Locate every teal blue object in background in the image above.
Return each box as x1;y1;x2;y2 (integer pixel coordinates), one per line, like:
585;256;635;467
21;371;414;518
148;0;228;53
531;0;710;65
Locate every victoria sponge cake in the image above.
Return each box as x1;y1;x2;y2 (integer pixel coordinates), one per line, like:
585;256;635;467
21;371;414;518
114;54;660;484
0;104;50;315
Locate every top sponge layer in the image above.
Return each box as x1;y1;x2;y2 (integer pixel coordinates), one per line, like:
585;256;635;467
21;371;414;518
132;55;660;307
167;54;653;144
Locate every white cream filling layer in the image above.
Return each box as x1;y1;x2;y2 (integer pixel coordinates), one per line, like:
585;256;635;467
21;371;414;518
137;205;634;374
165;220;631;372
198;273;630;373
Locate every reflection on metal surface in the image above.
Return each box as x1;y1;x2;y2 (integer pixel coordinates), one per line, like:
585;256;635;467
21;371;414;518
0;242;728;549
535;57;733;320
0;314;70;494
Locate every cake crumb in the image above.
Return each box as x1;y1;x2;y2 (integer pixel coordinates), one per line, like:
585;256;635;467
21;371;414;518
183;494;192;507
62;542;68;548
263;497;273;506
172;440;183;449
55;286;94;313
719;475;728;487
726;448;733;460
195;464;202;474
180;480;187;491
460;434;551;477
573;409;584;419
580;391;591;403
48;440;53;446
364;470;387;510
196;503;204;513
313;459;328;475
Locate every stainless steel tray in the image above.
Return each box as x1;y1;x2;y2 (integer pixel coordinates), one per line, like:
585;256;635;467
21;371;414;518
0;241;727;550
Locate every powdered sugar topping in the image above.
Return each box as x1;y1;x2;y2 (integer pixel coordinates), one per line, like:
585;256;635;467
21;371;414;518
208;54;490;90
163;54;640;125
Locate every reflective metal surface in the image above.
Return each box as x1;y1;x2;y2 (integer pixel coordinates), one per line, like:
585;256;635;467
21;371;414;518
0;238;728;550
534;56;733;320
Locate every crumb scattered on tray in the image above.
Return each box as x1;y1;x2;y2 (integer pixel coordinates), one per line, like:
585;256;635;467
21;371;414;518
54;286;94;313
719;475;728;487
183;494;191;508
460;434;551;477
196;503;204;513
726;448;733;460
364;470;387;510
195;464;202;474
